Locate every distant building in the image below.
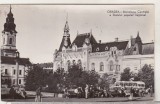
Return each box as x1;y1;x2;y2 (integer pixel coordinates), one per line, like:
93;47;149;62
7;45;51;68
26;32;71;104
36;62;53;73
53;20;154;81
1;7;31;87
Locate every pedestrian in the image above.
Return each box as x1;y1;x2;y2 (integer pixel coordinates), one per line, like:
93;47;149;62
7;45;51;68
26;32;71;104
9;86;15;99
64;87;68;98
150;85;153;97
128;87;134;100
35;86;42;102
85;84;89;99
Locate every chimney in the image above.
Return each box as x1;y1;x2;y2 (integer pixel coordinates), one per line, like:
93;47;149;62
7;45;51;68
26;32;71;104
115;37;118;42
99;40;101;44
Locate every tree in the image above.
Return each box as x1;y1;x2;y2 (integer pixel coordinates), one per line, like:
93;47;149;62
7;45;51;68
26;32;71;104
98;73;110;89
137;64;154;88
120;68;132;81
25;65;47;91
65;64;100;88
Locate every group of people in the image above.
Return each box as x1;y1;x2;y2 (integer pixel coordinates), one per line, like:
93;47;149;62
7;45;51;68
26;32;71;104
63;84;113;98
9;86;27;99
63;84;154;99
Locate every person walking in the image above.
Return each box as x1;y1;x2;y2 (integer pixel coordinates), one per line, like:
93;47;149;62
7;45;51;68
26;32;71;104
128;87;134;100
35;86;42;102
85;84;89;99
150;85;153;97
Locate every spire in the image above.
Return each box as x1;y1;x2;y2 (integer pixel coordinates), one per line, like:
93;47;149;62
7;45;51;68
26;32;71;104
10;4;12;13
135;31;142;54
64;21;69;32
135;31;141;43
137;31;139;37
3;5;17;33
90;29;92;35
63;14;70;37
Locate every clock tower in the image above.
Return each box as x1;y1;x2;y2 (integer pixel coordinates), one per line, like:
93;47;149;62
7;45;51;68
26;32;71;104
1;5;19;57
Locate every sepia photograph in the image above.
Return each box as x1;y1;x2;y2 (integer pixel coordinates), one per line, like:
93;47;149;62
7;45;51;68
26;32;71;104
0;4;155;103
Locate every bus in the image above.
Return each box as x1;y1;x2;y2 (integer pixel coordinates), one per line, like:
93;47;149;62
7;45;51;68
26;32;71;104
110;81;145;89
109;81;145;96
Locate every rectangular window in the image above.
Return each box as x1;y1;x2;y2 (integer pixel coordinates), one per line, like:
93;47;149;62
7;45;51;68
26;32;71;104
19;79;21;84
19;70;22;75
13;79;15;84
116;65;120;71
13;70;16;75
5;69;8;74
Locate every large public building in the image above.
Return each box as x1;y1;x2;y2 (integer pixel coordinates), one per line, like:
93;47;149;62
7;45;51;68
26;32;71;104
1;7;31;87
53;20;154;81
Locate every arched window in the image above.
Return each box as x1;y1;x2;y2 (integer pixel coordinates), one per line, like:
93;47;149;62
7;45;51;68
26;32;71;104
91;63;95;71
9;38;12;44
100;62;104;71
109;61;114;71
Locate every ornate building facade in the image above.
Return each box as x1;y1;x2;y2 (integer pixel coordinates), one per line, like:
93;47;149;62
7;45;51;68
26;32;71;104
1;7;31;87
53;20;154;81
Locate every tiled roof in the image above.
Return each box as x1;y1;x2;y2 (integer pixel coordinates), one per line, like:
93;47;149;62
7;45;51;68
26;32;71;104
142;42;154;55
92;41;128;52
124;42;154;55
1;56;31;65
58;37;71;52
72;33;97;47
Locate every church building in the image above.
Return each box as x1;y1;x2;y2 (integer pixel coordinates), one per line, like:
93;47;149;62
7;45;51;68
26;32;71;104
53;20;154;81
1;7;31;87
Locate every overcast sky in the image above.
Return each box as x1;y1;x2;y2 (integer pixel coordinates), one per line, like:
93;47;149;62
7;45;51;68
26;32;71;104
0;5;154;63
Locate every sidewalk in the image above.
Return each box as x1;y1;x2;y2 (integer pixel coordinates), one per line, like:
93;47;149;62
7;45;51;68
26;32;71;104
26;91;63;98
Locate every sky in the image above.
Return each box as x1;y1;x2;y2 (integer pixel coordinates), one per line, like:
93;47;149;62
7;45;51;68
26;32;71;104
0;5;154;63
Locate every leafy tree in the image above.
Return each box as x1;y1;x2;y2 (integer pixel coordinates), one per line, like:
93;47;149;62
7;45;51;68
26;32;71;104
120;68;132;81
98;73;110;89
65;64;100;88
137;64;154;88
25;65;47;91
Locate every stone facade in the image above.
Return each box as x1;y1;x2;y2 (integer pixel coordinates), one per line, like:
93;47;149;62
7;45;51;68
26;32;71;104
53;21;154;81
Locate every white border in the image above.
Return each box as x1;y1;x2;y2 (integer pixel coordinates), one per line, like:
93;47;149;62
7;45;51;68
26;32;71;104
0;0;160;102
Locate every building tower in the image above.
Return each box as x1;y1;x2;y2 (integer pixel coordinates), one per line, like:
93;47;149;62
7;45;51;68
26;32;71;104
1;5;19;57
58;20;71;51
135;31;142;54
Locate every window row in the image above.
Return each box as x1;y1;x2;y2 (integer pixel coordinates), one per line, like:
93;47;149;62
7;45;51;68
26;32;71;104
67;59;82;66
3;38;13;44
91;62;120;72
4;69;22;75
12;79;22;84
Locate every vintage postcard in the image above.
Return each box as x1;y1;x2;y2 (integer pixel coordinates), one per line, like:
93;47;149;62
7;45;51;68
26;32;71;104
0;4;158;103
